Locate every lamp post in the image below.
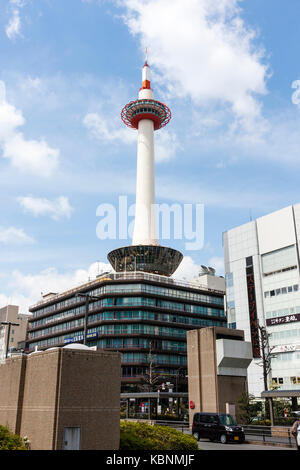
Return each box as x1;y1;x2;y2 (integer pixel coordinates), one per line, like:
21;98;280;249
76;293;102;345
1;321;20;359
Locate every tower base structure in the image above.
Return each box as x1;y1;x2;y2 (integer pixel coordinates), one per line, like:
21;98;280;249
107;245;183;277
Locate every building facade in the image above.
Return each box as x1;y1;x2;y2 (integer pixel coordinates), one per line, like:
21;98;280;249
223;203;300;396
0;305;30;363
26;271;226;392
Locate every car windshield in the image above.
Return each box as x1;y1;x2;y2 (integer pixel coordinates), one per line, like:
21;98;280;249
219;414;237;426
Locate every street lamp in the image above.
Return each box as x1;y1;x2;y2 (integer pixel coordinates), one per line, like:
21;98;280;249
1;321;20;359
76;293;102;345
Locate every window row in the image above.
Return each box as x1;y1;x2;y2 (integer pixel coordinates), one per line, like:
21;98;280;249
266;306;300;319
264;284;299;298
271;376;300;386
88;310;225;328
121;352;187;366
271;351;300;362
31;297;225;327
96;338;186;353
32;283;224;318
270;328;300;341
121;366;183;378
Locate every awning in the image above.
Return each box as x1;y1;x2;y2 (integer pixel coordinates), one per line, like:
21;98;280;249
261;389;300;398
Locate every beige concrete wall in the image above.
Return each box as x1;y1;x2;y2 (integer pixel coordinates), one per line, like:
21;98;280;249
187;328;218;426
55;349;121;450
20;350;61;450
187;327;249;426
217;375;247;415
0;347;121;450
0;356;26;434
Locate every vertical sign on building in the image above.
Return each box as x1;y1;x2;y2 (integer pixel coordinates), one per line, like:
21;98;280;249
246;257;260;358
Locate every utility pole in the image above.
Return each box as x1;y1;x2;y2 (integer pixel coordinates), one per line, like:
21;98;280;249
76;293;102;345
1;321;20;358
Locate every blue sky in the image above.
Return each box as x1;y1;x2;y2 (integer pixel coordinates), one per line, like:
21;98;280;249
1;0;300;311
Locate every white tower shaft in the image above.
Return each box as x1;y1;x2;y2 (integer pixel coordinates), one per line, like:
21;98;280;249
132;65;158;246
132;118;158;245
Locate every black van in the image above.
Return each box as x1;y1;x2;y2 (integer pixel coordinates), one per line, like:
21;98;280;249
192;412;245;444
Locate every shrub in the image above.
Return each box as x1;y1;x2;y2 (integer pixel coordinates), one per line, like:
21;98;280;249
0;425;27;450
120;421;198;451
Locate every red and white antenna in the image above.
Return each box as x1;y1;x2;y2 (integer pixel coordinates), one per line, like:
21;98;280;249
142;47;151;90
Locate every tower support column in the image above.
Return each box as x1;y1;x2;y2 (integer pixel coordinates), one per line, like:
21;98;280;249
133;118;157;246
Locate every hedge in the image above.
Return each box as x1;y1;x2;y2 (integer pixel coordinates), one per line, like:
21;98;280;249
0;425;27;450
120;421;198;450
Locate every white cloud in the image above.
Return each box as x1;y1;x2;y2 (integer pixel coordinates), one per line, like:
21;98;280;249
5;1;27;41
0;226;34;245
83;111;136;145
118;0;268;126
173;255;200;280
208;256;224;275
17;196;73;220
0;80;59;176
6;8;21;40
0;262;113;312
83;110;179;161
155;130;180;162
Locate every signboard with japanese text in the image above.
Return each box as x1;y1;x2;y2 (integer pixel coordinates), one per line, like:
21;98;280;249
266;313;300;326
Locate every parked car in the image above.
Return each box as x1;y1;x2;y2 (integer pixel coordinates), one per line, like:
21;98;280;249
192;412;245;444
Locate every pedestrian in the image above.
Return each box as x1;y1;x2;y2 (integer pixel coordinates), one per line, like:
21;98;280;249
291;418;300;450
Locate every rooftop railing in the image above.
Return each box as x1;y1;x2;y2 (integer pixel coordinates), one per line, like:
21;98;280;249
30;271;225;310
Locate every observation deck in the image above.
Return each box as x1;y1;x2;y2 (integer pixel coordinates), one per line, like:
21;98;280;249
121;99;171;131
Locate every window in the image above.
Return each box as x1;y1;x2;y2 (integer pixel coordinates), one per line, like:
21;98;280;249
219;414;237;426
261;245;297;275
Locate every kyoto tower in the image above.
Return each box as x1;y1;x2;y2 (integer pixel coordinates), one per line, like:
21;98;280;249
107;56;183;277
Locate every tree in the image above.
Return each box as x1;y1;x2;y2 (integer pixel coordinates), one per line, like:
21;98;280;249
256;323;276;423
139;341;161;393
237;392;256;424
0;425;27;450
138;341;161;420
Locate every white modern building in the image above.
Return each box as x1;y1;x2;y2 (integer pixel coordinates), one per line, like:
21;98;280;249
223;203;300;397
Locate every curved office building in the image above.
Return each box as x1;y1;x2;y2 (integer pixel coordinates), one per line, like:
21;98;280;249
27;272;226;392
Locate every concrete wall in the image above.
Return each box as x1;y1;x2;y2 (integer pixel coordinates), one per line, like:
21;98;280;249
0;347;121;450
55;348;121;450
217;375;248;415
0;355;26;434
187;327;252;425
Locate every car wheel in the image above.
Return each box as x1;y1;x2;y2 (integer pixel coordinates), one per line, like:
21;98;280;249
193;432;200;441
220;434;227;444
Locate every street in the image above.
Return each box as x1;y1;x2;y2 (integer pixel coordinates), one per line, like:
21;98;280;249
197;439;295;451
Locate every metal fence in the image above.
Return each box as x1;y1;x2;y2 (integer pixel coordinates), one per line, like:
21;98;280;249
243;425;296;447
147;420;297;448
